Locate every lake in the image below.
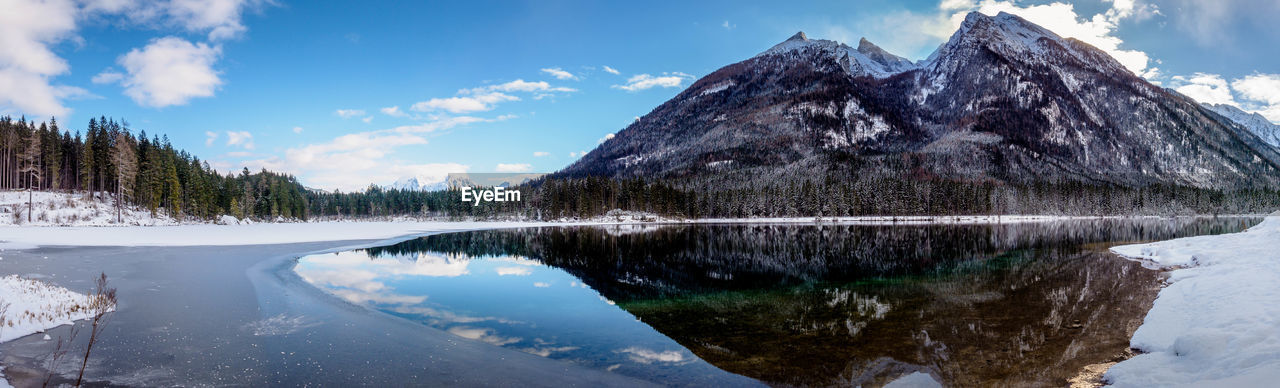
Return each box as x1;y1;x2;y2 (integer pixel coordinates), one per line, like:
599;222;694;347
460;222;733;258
294;217;1258;386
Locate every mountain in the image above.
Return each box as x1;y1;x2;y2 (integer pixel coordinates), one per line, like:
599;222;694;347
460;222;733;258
386;173;547;191
1203;103;1280;149
387;176;448;191
557;12;1280;190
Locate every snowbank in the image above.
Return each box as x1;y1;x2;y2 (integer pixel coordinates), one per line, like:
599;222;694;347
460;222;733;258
0;191;177;227
1107;216;1280;386
0;275;95;343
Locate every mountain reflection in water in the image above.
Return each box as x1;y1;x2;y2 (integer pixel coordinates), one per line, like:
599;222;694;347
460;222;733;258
296;217;1258;387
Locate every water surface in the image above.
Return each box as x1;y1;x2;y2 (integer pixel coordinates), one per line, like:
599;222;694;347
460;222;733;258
296;217;1259;386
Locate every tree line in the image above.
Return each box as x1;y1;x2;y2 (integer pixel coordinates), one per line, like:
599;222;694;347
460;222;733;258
2;116;307;222
5;115;1277;223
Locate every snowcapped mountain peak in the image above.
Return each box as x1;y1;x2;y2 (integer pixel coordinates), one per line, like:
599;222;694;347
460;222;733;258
389;176;423;190
387;176;449;191
923;10;1126;77
759;32;841;57
855;37;875;51
1204;103;1280;148
854;38;915;73
757;33;918;78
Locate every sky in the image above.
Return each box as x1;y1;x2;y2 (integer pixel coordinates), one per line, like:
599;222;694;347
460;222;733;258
2;0;1279;191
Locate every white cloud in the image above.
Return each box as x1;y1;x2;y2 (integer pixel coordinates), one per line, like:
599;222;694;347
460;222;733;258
204;130;218;146
540;67;577;80
1232;74;1280;106
411;92;518;114
92;0;270;42
406;79;575;115
164;0;267;41
380;105;407;117
117;37;222;107
479;79;576;93
495;266;532;276
532;151;550;157
335;109;365;118
225;130;254;149
612;72;694;92
0;0;81;117
1231;74;1280;123
569;150;587;158
0;0;269;116
91;70;124;84
618;347;688;364
495;163;532;173
602;65;620;75
1169;72;1280;124
236;115;503;191
533;282;550;288
292;126;303;133
1173;73;1237;106
597;133;615;144
721;20;736;30
362;116;372;123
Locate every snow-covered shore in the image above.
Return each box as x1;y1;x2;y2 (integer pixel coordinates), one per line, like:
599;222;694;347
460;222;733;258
0;275;99;387
0;275;95;343
0;191;178;227
1107;216;1280;386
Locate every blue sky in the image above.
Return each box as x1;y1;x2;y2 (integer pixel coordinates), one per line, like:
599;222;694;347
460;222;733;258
3;0;1278;190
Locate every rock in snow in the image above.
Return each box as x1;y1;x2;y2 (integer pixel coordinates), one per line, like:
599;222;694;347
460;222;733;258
1108;217;1280;386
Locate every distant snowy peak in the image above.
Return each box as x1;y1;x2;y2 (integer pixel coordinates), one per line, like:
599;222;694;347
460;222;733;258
756;31;919;78
1204;103;1280;148
387;176;448;192
389;176;423;191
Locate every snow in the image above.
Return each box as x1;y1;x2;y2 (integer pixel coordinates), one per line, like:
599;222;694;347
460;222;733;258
0;275;96;343
1106;216;1280;386
0;191;178;226
756;32;919;79
698;80;735;96
884;372;942;388
1204;103;1280;149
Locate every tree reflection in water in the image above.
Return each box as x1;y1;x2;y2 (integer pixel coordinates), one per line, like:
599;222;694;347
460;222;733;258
353;217;1257;386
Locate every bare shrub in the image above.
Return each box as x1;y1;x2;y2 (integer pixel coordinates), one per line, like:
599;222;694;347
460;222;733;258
42;324;79;388
0;301;9;339
75;273;117;387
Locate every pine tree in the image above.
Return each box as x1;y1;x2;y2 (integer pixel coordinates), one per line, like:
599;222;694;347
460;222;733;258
80;128;96;199
110;131;137;224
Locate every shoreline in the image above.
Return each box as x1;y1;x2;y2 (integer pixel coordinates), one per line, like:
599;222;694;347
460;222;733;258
0;214;1265;250
1105;215;1280;386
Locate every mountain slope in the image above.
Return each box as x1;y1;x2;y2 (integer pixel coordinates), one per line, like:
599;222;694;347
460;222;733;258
1203;103;1280;149
557;12;1280;190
